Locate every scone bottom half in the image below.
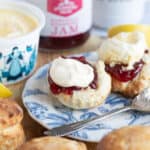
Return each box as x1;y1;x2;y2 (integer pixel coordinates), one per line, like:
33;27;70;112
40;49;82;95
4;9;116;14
48;56;111;109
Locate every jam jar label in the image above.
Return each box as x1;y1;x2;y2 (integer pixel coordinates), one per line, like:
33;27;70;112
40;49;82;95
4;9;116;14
45;0;92;37
47;0;82;17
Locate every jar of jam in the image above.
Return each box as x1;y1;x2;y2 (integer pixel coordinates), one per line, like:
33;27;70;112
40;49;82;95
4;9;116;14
27;0;92;49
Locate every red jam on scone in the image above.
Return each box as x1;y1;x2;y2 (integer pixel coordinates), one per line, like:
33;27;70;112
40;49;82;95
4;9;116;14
99;31;150;97
48;56;98;95
99;32;147;82
48;56;111;109
105;60;144;82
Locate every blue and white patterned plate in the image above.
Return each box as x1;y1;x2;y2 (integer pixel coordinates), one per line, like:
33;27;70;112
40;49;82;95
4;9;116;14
22;52;150;142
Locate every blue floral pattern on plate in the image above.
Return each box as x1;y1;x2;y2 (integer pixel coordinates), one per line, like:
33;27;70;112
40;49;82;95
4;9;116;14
22;52;150;142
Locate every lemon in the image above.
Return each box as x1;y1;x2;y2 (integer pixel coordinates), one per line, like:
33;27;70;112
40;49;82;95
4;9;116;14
0;83;12;98
108;24;150;47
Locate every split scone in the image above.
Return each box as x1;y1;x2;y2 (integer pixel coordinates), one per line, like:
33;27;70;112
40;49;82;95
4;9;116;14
19;136;87;150
99;31;150;97
0;98;25;150
97;126;150;150
48;56;111;109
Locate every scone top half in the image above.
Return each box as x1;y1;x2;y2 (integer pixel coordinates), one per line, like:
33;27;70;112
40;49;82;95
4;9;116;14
48;56;111;109
97;126;150;150
19;136;87;150
99;32;147;68
0;98;23;130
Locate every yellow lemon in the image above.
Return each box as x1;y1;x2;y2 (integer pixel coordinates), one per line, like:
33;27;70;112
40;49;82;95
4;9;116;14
0;83;12;98
108;24;150;47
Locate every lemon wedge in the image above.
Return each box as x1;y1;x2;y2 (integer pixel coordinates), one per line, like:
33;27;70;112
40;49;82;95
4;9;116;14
108;24;150;47
0;83;12;98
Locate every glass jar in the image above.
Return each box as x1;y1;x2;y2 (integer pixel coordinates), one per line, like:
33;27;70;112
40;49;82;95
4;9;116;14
27;0;92;50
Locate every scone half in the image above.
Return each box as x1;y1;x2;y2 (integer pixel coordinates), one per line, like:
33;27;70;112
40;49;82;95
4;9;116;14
48;57;111;109
97;126;150;150
108;50;150;97
19;136;87;150
0;98;25;150
98;32;150;97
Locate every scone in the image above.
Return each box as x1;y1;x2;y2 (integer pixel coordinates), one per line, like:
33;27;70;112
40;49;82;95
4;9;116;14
99;31;150;97
0;98;25;150
97;126;150;150
19;136;87;150
48;56;111;109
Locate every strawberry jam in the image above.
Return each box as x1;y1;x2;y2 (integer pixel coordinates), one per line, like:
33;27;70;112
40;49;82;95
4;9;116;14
105;60;144;82
48;56;98;95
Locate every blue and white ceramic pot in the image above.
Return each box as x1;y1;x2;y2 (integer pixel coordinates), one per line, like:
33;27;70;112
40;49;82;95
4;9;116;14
0;0;45;84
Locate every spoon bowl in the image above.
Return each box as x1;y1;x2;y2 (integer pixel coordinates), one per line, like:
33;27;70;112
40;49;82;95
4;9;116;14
132;88;150;112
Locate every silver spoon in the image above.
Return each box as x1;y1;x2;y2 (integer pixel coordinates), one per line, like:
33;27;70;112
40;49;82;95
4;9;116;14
44;88;150;136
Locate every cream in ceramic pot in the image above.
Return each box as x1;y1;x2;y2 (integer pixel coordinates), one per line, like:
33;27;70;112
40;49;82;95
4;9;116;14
0;0;45;84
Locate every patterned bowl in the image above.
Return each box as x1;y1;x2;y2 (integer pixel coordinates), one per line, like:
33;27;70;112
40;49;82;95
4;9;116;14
0;0;45;85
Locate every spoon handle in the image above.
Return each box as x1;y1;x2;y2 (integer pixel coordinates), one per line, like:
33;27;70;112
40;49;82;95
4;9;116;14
44;106;133;137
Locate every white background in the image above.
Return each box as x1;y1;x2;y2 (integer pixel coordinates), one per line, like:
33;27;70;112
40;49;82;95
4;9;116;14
92;0;150;37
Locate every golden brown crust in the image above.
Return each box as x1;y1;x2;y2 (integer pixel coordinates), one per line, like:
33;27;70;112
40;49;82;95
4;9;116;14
19;136;87;150
112;61;150;97
97;126;150;150
0;124;25;150
112;76;146;97
0;99;23;130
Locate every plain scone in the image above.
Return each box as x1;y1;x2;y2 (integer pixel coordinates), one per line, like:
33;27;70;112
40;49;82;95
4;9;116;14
97;126;150;150
50;61;111;109
111;50;150;97
0;98;25;150
19;136;87;150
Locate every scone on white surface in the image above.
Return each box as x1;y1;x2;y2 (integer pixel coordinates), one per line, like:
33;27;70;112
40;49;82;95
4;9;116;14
19;136;87;150
98;31;150;97
48;56;111;109
0;98;25;150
